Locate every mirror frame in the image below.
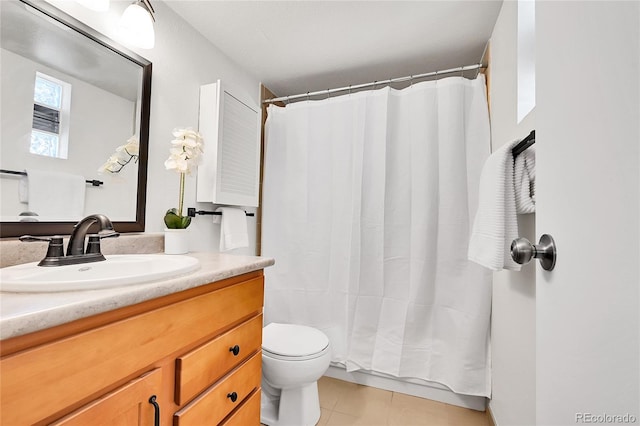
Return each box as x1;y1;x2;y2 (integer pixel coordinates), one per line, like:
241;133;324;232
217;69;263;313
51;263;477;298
1;0;151;238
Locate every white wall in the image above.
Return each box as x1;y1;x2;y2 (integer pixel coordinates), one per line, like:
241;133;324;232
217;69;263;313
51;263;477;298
0;49;137;221
44;0;262;254
487;2;536;425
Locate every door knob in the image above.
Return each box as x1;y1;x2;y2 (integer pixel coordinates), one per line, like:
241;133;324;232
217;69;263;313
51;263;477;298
510;234;557;271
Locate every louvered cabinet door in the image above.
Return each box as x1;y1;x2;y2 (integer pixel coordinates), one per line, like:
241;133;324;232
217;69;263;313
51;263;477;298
197;80;261;207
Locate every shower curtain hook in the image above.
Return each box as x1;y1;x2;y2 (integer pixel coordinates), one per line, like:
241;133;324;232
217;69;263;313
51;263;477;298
327;89;331;99
306;92;310;101
410;75;413;88
348;85;352;95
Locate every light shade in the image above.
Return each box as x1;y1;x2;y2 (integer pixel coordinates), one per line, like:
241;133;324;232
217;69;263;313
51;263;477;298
75;0;109;12
118;3;155;49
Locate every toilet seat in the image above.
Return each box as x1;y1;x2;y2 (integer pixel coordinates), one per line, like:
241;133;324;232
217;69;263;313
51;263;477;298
263;323;330;361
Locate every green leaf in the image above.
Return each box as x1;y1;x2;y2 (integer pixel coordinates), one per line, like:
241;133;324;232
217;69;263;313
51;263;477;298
164;209;190;229
180;215;191;228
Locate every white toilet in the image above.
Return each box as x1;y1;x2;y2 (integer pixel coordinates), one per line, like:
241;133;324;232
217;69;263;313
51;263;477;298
261;323;331;426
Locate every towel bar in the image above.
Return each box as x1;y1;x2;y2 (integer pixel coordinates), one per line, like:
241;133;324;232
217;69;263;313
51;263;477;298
187;207;255;217
512;130;535;159
0;169;103;186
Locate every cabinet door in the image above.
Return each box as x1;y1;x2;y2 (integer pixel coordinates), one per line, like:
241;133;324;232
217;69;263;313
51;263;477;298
51;369;162;426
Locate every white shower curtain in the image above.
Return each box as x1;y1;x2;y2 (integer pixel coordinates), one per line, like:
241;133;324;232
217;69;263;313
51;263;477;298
262;75;492;397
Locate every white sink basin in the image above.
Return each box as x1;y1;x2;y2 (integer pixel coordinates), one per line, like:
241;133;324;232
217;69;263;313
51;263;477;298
0;254;200;292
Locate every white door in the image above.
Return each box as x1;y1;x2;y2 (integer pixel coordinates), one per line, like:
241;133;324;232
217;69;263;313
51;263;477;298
536;1;639;424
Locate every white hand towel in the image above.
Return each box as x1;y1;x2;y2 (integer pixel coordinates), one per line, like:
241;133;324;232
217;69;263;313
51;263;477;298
468;140;521;271
26;169;86;221
514;146;536;213
18;175;28;203
212;207;249;251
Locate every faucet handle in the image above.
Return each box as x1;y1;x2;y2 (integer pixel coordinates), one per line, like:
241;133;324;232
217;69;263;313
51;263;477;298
86;231;120;255
19;235;59;242
19;235;65;259
97;231;120;239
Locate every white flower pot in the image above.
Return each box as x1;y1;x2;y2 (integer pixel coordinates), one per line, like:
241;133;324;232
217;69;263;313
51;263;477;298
164;228;189;254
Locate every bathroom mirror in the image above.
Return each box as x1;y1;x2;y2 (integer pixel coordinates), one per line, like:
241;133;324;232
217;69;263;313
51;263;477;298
0;0;151;237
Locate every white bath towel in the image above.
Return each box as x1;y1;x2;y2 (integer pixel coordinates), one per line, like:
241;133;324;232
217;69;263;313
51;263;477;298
514;146;536;213
26;169;86;220
212;207;249;251
468;140;521;271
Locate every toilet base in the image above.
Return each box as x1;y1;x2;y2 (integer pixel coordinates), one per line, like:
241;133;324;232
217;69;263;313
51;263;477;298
260;381;321;426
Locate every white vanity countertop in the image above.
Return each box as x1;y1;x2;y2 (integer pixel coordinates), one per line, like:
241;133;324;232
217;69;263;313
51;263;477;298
0;252;274;340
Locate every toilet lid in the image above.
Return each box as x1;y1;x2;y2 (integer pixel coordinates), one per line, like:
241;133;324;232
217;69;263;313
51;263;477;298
262;323;330;357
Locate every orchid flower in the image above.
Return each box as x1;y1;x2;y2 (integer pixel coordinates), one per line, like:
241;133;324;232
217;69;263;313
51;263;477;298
164;128;204;229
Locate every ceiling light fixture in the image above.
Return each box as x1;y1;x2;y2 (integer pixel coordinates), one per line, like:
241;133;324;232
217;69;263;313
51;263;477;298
118;0;155;49
75;0;110;12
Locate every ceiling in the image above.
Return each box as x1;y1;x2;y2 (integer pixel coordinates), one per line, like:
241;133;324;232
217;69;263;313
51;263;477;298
165;1;503;98
2;0;142;101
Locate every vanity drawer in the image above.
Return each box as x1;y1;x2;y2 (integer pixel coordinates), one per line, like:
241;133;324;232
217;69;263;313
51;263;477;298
220;388;261;426
175;314;263;405
173;352;261;426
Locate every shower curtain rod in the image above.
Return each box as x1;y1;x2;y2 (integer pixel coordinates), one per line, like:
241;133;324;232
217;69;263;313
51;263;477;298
262;63;484;104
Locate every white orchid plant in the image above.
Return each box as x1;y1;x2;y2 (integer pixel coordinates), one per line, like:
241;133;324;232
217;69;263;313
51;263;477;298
98;136;139;173
163;128;204;229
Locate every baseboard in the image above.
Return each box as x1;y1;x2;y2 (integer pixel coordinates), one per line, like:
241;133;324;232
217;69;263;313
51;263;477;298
487;404;498;426
324;365;487;412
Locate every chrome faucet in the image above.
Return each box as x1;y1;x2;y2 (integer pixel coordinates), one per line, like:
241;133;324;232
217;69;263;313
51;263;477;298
20;214;119;266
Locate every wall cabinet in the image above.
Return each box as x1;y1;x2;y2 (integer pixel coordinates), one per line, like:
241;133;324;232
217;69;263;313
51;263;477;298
197;80;261;207
0;270;264;425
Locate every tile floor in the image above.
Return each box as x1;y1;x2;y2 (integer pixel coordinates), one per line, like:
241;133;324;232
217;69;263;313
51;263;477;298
315;376;490;426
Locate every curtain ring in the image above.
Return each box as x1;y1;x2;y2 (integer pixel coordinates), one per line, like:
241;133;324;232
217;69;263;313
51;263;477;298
410;75;414;88
326;89;331;99
306;92;310;101
348;85;352;95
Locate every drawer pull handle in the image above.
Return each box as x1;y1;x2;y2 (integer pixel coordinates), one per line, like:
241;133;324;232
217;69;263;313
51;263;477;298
227;391;238;403
148;395;160;426
229;345;240;356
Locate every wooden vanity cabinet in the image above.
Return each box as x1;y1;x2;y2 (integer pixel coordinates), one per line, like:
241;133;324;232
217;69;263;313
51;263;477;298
0;270;265;426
